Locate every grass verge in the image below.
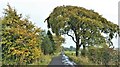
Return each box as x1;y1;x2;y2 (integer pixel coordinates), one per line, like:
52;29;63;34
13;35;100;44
65;51;95;65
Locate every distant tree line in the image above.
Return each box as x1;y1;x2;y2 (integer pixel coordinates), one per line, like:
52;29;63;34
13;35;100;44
64;46;76;51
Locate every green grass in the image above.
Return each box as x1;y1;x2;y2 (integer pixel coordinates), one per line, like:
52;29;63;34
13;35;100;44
39;55;52;65
65;50;95;65
0;52;2;66
64;51;76;56
0;52;60;65
28;55;52;65
38;52;61;65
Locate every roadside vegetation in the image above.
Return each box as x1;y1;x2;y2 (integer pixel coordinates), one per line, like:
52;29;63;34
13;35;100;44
0;5;64;65
64;46;119;66
46;5;120;66
0;4;120;66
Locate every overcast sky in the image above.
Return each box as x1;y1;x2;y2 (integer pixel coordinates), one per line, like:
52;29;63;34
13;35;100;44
0;0;119;48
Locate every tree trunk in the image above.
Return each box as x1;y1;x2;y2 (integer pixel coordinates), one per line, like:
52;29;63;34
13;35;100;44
82;44;86;57
76;43;79;56
74;30;80;57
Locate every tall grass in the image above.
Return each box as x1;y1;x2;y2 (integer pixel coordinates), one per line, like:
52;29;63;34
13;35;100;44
65;51;95;65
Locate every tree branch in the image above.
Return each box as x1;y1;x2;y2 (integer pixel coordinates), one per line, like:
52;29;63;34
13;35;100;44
44;16;50;28
66;32;77;43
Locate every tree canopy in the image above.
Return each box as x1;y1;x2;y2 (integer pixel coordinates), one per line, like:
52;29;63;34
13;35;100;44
45;6;120;56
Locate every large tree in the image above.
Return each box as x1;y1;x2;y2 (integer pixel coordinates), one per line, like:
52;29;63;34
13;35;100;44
45;6;120;56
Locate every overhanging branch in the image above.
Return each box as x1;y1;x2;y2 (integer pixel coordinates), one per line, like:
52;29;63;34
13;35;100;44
66;32;77;43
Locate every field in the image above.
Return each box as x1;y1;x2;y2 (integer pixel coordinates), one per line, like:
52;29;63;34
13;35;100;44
65;50;119;66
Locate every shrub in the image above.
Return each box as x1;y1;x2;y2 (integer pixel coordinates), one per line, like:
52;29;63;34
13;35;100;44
1;5;42;65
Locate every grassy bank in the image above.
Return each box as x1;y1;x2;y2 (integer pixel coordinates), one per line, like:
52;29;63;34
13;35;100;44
65;51;95;65
39;55;52;65
65;50;119;66
34;52;60;65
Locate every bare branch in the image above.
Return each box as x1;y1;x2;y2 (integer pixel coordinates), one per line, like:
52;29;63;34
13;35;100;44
44;16;50;22
44;16;50;28
66;32;77;43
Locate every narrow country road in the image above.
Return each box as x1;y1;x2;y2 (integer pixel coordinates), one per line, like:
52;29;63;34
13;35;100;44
48;55;63;65
48;52;76;67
